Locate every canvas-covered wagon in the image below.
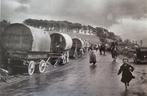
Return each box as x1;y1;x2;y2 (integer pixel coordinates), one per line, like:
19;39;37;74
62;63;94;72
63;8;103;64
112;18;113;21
49;32;72;64
69;37;85;58
1;23;51;75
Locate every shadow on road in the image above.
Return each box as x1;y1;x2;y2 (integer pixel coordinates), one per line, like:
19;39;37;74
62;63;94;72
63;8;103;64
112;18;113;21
89;64;97;74
121;90;129;96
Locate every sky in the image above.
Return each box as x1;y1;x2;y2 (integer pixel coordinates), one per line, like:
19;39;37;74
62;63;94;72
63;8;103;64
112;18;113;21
1;0;147;41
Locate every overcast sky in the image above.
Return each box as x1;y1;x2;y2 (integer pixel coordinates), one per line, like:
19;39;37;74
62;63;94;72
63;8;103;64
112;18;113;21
1;0;147;41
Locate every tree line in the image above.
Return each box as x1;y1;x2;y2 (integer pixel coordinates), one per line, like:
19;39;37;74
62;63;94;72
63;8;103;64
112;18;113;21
23;19;121;41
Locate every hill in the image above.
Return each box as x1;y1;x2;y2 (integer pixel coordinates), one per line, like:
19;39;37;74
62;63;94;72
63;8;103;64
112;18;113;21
23;18;121;42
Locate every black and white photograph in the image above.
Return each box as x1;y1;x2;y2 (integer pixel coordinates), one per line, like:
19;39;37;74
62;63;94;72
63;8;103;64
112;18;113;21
0;0;147;96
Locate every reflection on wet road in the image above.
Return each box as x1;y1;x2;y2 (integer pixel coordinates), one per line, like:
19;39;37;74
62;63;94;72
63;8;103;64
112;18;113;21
0;53;146;96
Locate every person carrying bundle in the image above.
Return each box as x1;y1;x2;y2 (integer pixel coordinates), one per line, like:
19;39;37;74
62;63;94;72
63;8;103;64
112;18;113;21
89;49;97;65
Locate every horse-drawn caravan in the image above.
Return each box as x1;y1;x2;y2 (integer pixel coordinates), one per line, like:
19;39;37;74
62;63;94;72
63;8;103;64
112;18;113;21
49;32;72;65
1;23;73;75
69;37;86;58
1;23;51;75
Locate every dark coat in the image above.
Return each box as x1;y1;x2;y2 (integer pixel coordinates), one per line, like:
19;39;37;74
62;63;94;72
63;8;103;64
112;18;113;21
111;46;119;58
118;64;135;83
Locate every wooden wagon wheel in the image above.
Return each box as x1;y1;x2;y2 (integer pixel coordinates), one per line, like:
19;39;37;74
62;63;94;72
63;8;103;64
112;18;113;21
39;60;47;73
28;61;35;75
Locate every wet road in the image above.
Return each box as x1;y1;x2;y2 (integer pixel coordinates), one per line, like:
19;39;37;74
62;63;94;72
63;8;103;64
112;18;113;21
0;52;147;96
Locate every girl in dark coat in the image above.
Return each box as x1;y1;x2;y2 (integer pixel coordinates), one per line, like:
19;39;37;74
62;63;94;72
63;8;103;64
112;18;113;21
118;58;135;89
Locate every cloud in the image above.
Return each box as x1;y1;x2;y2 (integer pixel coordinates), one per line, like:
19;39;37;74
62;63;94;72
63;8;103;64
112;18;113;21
1;0;30;21
2;0;147;25
1;0;147;41
21;0;145;28
17;0;30;4
109;18;147;40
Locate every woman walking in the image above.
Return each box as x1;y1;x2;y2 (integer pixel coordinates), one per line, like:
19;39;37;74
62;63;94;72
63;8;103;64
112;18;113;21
118;57;135;89
89;49;97;65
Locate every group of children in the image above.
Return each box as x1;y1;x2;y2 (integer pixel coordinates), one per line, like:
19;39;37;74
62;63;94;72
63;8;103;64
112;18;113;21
89;48;135;90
